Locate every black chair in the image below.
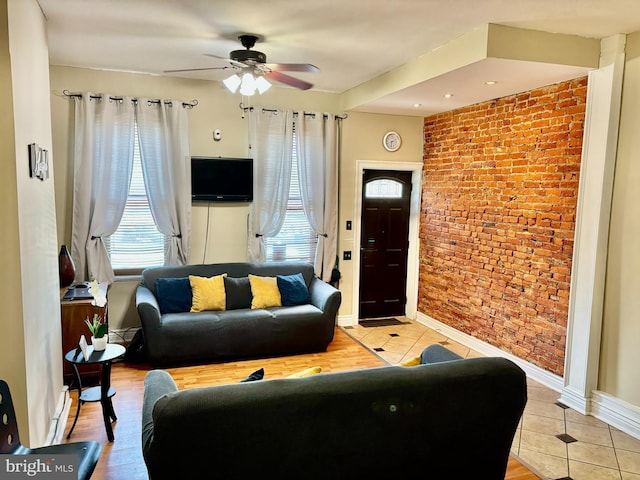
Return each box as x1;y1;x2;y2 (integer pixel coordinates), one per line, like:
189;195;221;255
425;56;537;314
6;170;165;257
0;379;102;480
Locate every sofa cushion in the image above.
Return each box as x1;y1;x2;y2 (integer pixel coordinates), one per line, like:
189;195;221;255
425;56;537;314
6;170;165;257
224;276;252;310
189;274;227;312
156;277;192;314
248;275;282;309
277;273;311;306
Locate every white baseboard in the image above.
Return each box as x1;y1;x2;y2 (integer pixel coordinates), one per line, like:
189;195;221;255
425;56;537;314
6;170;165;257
416;312;564;392
108;327;140;344
591;391;640;440
416;312;640;441
337;314;355;327
45;386;71;446
559;385;591;415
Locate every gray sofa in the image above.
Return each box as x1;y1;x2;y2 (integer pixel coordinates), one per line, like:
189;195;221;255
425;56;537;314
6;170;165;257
141;344;527;480
136;262;341;366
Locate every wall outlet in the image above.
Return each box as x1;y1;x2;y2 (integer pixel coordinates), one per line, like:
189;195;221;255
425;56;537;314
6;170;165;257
343;251;352;260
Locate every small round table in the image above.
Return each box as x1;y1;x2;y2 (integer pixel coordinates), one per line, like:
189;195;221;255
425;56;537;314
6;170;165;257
65;343;126;442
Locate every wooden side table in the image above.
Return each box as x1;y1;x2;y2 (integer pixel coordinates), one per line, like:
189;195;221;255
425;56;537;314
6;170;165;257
60;287;108;383
65;343;126;442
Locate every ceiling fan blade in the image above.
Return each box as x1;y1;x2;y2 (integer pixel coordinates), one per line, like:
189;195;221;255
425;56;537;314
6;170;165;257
265;63;319;73
164;66;232;73
204;53;248;69
264;70;313;90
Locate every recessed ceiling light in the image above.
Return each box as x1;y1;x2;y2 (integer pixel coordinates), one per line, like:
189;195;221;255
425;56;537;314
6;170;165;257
443;93;454;99
485;81;497;85
413;103;422;108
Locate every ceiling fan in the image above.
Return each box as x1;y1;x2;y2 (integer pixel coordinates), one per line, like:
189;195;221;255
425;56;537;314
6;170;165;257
165;34;319;91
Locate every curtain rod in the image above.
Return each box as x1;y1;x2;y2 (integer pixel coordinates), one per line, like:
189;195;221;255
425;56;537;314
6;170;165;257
239;103;347;120
63;90;198;109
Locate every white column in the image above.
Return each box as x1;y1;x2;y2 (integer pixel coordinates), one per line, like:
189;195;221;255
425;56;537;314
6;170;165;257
560;35;625;413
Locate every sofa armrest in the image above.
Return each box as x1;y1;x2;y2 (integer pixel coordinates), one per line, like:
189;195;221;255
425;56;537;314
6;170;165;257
420;344;464;364
136;285;161;329
142;370;178;457
308;277;341;316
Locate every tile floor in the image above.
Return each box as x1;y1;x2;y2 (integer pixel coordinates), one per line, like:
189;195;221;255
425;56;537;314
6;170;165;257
344;318;640;480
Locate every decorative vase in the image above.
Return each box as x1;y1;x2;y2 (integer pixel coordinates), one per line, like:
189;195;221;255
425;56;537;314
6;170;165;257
91;335;108;351
58;245;76;288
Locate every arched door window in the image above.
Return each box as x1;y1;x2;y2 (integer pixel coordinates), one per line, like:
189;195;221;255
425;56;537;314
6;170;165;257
365;178;404;199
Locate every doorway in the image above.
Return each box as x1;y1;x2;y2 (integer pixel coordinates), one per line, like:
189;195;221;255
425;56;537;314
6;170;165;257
358;169;413;319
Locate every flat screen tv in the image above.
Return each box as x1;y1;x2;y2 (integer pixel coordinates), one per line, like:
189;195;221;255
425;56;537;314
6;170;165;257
191;156;253;202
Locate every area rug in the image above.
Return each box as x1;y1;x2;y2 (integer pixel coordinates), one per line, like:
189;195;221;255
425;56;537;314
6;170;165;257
359;317;409;327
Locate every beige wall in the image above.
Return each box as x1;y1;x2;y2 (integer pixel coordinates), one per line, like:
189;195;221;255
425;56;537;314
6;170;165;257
1;0;62;447
599;31;640;404
49;66;422;331
338;112;424;320
0;0;25;442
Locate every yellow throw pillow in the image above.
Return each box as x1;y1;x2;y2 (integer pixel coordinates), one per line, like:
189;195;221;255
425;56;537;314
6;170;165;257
400;356;421;367
248;274;281;309
189;274;227;312
287;366;322;378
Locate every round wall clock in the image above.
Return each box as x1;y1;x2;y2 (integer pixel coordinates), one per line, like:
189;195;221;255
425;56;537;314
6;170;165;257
383;131;402;152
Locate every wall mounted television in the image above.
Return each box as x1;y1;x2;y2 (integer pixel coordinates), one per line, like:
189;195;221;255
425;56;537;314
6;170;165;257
191;156;253;202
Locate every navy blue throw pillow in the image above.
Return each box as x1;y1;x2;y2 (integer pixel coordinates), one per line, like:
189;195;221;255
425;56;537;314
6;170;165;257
239;368;264;382
156;277;192;314
277;273;310;306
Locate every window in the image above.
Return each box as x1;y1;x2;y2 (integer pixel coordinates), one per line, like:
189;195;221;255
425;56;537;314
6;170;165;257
104;124;167;271
365;178;403;198
264;132;317;263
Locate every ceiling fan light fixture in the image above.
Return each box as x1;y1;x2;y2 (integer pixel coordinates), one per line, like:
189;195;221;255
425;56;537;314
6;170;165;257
239;72;257;96
223;73;241;93
255;75;272;94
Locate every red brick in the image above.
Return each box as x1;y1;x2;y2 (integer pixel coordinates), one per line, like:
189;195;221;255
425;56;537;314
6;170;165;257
418;78;586;377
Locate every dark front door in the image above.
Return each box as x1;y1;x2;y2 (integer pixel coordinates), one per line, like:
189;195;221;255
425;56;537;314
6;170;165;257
358;170;412;319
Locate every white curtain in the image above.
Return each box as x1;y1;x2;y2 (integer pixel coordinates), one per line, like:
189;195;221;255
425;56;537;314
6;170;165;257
296;113;339;281
247;109;294;262
71;94;135;283
136;99;191;265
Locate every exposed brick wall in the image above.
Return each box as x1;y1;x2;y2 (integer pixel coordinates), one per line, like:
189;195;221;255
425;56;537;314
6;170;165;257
419;77;587;376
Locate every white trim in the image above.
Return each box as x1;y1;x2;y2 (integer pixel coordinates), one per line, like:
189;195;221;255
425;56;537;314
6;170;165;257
591;391;640;440
416;312;565;392
45;386;71;446
352;160;423;325
559;385;591;415
108;328;139;345
337;314;354;327
563;48;625;408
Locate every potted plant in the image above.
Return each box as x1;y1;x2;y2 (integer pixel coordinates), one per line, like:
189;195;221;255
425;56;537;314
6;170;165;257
85;314;108;351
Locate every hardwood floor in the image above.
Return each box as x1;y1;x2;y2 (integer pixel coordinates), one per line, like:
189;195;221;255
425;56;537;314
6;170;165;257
61;328;540;479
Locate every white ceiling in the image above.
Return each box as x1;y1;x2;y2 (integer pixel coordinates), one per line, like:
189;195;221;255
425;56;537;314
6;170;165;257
37;0;640;116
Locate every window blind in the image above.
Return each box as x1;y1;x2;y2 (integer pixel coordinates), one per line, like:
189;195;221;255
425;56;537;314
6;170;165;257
265;133;317;263
106;124;166;269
